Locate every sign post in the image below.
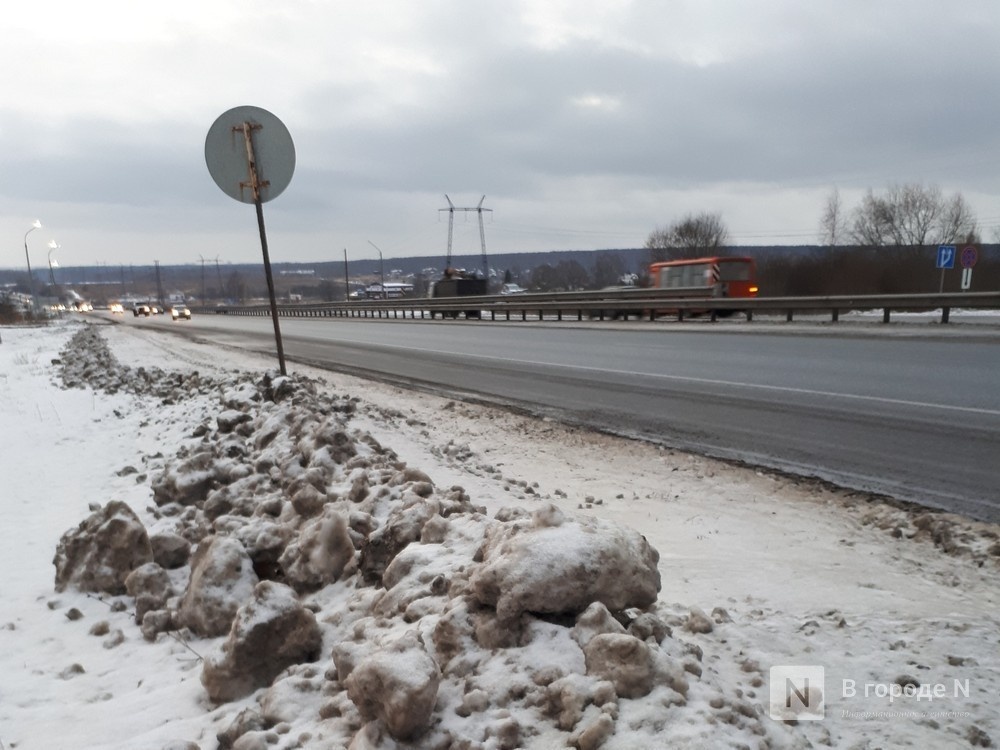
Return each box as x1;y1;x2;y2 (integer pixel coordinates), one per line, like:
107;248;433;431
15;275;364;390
936;245;955;292
205;106;295;375
959;245;978;292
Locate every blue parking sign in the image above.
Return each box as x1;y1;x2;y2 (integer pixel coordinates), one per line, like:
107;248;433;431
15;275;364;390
937;245;956;269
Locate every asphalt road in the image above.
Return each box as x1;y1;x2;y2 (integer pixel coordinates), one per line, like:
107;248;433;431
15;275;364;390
126;314;1000;522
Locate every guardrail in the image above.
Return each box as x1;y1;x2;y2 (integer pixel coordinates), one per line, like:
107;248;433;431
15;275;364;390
192;290;1000;325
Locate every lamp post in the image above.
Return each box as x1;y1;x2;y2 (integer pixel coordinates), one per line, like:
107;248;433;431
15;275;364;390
24;219;41;311
47;240;60;286
367;240;386;299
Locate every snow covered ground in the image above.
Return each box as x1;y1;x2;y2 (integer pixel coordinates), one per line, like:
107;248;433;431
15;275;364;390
1;318;997;750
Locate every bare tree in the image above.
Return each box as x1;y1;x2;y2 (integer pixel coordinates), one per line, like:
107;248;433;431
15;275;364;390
592;252;627;288
556;259;590;290
937;193;979;244
819;188;848;245
225;270;246;303
531;260;591;291
849;183;978;246
850;189;892;247
646;212;729;262
888;183;940;245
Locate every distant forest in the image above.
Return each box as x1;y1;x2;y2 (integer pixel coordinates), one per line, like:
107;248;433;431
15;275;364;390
1;244;997;303
423;244;1000;296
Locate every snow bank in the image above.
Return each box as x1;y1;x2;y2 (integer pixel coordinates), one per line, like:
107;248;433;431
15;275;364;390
47;325;798;749
2;320;992;750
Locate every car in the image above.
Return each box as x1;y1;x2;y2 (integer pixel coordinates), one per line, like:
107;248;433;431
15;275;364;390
170;305;192;321
132;303;151;317
586;285;641;320
109;303;124;314
500;283;527;295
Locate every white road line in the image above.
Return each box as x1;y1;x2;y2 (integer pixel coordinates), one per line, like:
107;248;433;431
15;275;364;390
365;341;1000;418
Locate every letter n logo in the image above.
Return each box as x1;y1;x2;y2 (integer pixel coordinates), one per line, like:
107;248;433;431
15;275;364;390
769;666;825;720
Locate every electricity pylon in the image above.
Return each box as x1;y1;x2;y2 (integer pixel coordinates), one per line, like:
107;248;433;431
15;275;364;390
439;195;492;278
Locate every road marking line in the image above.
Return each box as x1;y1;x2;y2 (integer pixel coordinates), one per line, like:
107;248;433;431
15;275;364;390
363;341;1000;418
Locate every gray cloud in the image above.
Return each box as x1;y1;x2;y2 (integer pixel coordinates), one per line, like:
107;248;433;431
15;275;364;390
3;1;999;266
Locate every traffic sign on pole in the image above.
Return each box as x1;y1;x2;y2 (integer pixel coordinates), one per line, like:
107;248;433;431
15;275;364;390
961;268;973;290
960;245;978;269
937;245;956;269
205;105;295;376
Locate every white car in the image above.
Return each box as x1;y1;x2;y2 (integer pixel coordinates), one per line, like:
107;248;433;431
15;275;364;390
500;283;527;295
170;305;192;321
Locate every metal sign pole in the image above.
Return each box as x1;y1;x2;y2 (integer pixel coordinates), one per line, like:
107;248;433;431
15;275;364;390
237;121;287;376
936;245;955;293
206;105;295;373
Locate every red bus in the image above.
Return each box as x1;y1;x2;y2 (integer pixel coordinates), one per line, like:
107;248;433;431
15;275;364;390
649;256;758;298
647;256;758;317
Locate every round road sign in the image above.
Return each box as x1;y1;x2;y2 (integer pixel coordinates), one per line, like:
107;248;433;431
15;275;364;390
960;245;978;269
205;105;295;204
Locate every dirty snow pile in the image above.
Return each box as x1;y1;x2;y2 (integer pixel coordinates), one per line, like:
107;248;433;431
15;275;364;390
45;326;805;750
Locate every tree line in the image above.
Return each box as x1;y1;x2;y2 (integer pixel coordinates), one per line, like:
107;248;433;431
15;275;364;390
515;183;996;296
819;184;978;247
643;182;981;264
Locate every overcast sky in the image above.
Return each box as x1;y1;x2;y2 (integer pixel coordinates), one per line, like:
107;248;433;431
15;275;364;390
4;0;1000;269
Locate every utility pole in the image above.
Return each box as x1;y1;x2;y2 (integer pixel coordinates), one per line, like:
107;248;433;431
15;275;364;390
214;257;224;300
439;195;492;279
343;248;350;300
24;220;41;313
368;240;386;299
154;260;165;308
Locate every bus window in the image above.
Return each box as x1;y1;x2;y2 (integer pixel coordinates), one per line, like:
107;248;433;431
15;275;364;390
717;262;751;281
664;267;685;287
686;264;709;286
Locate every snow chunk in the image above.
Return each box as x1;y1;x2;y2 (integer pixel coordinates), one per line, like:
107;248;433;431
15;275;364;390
201;580;322;703
151;446;221;507
582;633;656;699
53;500;153;595
178;535;259;637
469;504;660;623
345;630;441;742
149;530;192;569
279;508;356;592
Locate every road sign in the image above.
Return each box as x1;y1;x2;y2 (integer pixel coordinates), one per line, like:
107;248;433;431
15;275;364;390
936;245;956;269
961;268;973;290
205;105;296;376
205;106;295;204
960;245;978;269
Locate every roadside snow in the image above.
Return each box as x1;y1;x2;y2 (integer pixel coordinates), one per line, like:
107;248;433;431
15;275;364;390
0;318;997;750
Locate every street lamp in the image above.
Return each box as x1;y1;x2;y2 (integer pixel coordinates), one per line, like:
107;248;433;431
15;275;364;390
48;240;60;286
24;219;41;311
367;240;386;299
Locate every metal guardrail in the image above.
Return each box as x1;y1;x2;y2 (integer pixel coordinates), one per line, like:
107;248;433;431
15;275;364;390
192;290;1000;325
